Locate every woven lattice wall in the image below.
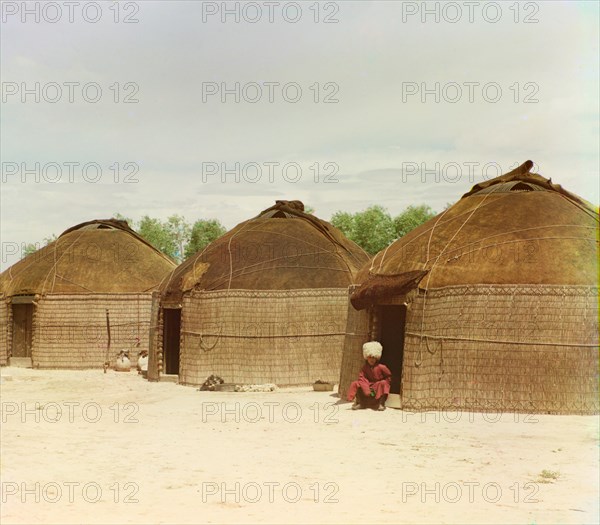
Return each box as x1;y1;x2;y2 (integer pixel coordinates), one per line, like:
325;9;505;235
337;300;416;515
0;296;8;365
339;285;599;414
402;285;599;414
179;289;349;386
33;294;153;369
338;286;370;397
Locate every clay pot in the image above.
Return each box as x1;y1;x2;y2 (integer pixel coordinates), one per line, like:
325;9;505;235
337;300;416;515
137;354;148;372
115;353;131;372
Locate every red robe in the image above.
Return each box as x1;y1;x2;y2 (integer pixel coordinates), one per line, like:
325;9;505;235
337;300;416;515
347;363;391;401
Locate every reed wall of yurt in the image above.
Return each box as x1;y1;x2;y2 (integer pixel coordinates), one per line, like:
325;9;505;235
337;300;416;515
338;286;370;397
0;296;8;365
179;288;350;386
339;284;599;414
400;285;599;414
32;293;153;369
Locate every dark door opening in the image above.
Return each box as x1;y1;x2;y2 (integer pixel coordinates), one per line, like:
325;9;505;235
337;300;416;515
162;308;181;375
379;305;407;395
12;304;33;358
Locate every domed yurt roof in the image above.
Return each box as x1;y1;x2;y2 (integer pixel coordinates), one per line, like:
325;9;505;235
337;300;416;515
0;219;177;296
161;200;370;303
351;161;599;309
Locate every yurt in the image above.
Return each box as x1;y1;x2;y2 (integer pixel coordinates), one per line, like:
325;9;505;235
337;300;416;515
149;200;370;386
0;219;176;369
339;161;599;414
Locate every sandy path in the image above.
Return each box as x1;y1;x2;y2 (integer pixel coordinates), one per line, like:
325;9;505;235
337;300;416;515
1;368;597;525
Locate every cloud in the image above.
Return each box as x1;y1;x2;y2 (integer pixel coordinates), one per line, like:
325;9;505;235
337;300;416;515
1;1;598;271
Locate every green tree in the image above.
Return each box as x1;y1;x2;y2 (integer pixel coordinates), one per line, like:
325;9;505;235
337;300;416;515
113;213;195;263
331;206;396;255
352;206;396;254
184;219;227;259
393;204;437;238
329;211;354;238
22;234;57;258
165;215;191;262
112;213;134;226
137;216;178;261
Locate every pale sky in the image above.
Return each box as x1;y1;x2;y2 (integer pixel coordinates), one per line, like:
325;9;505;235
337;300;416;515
1;0;599;270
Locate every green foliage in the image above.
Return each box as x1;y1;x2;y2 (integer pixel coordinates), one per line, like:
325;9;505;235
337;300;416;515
22;234;57;258
165;215;191;262
137;216;179;261
352;206;396;255
331;203;438;254
330;211;354;236
331;206;396;255
21;214;221;266
112;212;134;226
22;243;40;258
393;204;437;238
22;201;438;265
185;219;227;259
114;213;182;261
111;214;226;263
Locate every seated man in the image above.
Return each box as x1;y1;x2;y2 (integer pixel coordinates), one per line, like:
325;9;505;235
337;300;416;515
347;341;391;411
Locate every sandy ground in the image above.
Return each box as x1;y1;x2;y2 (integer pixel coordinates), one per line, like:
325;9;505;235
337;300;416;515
0;367;597;525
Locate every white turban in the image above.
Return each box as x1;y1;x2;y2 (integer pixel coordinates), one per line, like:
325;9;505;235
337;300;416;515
363;341;383;360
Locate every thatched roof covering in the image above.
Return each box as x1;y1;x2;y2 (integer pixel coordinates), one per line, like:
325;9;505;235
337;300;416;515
0;219;177;296
161;200;370;303
351;161;599;309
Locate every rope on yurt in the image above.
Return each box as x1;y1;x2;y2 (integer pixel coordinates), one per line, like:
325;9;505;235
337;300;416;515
266;201;368;262
207;255;346;291
555;191;600;223
235;225;335;256
50;275;94;292
183;324;222;351
438;225;597;262
184;219;257;291
441;235;597;263
41;229;87;295
240;223;348;262
373;193;514;273
225;219;256;291
166;210;362;296
406;331;598;347
423;335;444;376
415;185;503;367
325;230;359;281
183;328;344;339
3;232;57;288
210;222;352;291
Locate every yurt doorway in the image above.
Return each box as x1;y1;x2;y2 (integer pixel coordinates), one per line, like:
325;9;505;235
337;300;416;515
162;308;181;375
12;301;33;360
379;305;407;394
